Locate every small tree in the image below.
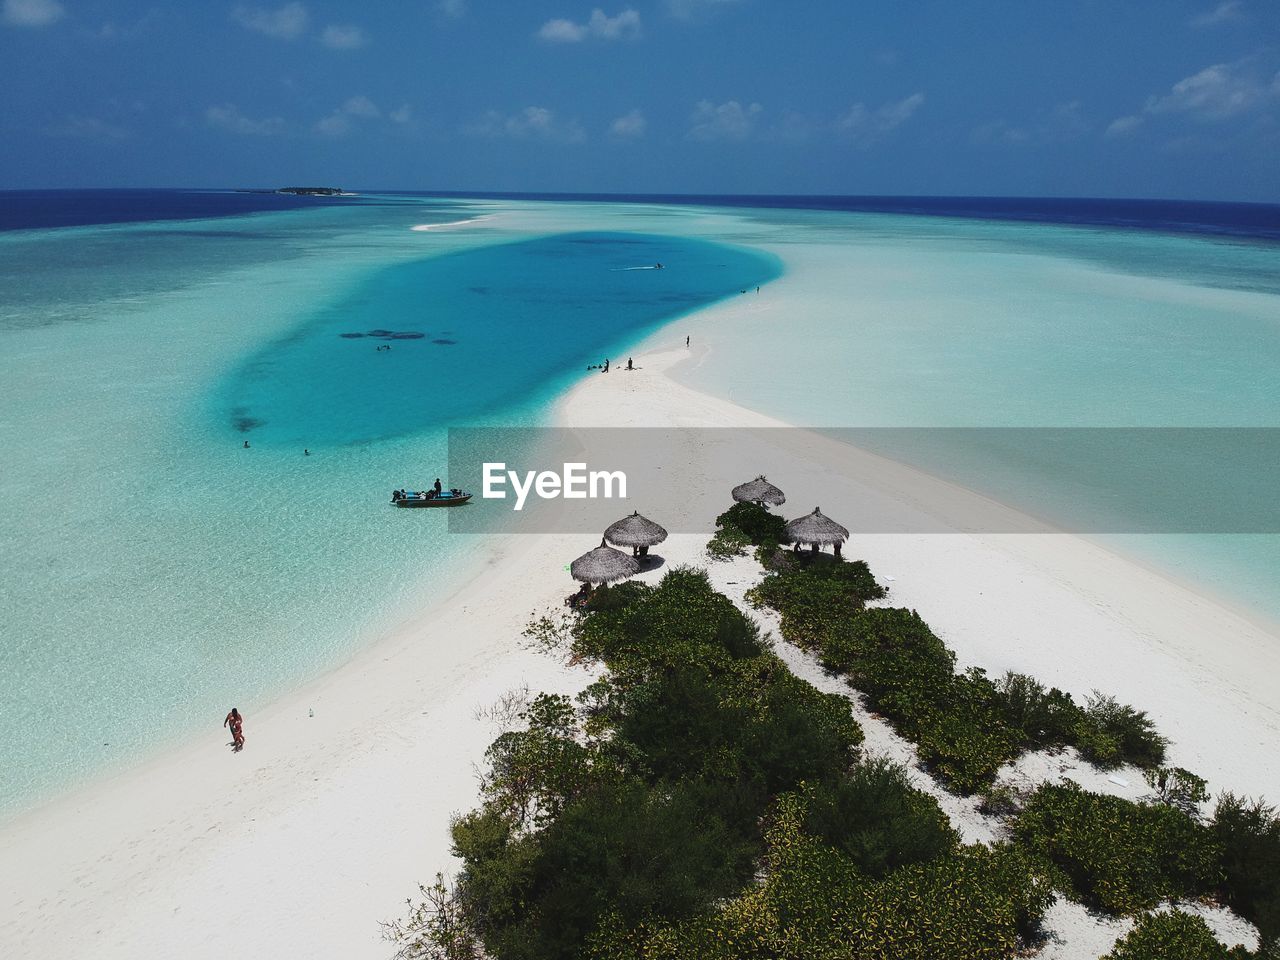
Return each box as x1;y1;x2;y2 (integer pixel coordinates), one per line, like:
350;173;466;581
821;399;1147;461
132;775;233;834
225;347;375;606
1144;766;1210;816
382;873;480;960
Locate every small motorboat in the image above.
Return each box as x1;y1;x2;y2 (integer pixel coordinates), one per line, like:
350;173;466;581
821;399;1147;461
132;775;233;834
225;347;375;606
391;488;473;508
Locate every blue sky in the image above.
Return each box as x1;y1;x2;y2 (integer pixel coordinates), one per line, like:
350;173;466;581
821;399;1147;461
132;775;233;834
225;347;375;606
1;0;1277;200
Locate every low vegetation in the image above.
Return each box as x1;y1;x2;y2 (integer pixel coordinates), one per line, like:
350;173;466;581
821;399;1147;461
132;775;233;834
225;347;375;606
1103;911;1250;960
1014;782;1222;914
1212;794;1280;954
748;563;1166;793
386;509;1277;958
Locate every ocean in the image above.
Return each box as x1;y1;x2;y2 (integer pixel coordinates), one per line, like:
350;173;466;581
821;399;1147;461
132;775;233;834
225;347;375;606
1;189;1277;815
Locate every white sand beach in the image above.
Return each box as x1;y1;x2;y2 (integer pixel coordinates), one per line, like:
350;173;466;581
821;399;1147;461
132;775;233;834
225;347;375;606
2;312;1278;958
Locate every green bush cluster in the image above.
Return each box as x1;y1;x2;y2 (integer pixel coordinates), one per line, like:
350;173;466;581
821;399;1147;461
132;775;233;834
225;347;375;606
1014;782;1222;914
749;560;1166;792
716;501;788;546
707;502;787;561
405;535;1280;959
440;567;1057;959
587;790;1049;960
1212;794;1280;952
1103;911;1248;960
448;568;877;959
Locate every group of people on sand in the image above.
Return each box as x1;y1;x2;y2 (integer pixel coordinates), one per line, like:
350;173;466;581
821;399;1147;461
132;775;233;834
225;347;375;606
588;357;638;374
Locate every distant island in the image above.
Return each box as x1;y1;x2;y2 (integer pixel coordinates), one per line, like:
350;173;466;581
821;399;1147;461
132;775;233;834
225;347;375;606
276;186;344;196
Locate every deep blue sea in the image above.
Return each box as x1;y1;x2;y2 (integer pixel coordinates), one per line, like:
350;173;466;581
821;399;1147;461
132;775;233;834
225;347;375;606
4;188;1277;241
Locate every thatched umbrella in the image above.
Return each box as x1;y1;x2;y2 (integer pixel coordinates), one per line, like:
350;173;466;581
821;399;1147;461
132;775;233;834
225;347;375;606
604;511;668;558
784;507;850;557
570;538;640;585
732;475;786;507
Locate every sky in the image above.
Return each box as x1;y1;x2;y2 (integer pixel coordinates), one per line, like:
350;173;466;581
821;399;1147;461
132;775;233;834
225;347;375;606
1;0;1278;200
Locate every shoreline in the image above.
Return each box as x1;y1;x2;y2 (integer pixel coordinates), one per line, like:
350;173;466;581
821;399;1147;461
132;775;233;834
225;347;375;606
4;343;1280;957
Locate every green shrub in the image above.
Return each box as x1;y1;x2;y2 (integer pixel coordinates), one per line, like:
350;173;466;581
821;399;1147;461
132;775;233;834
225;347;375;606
611;657;862;796
1077;692;1168;769
817;610;1021;793
463;780;754;960
706;523;751;560
480;694;601;828
801;759;958;878
1212;793;1280;951
746;562;886;649
994;672;1085;749
591;794;1050;960
1103;910;1239;960
1014;782;1221;914
1145;766;1210;816
716;501;788;545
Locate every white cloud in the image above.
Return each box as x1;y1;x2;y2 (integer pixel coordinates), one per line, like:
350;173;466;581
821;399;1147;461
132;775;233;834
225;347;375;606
609;108;646;139
315;95;381;136
1191;0;1244;27
467;106;586;143
1105;114;1144;139
206;103;284;136
3;0;65;27
687;99;762;141
389;103;413;125
538;17;585;41
538;8;641;42
44;114;129;139
835;92;924;147
665;0;741;20
232;2;308;40
1144;61;1276;121
320;23;366;49
436;0;466;18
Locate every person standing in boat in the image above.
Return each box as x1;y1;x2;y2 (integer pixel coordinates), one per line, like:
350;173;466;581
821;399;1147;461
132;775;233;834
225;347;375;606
433;478;443;498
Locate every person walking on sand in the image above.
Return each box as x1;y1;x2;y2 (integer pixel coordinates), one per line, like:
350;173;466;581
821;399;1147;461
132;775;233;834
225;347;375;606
603;358;610;373
224;707;245;751
686;335;690;347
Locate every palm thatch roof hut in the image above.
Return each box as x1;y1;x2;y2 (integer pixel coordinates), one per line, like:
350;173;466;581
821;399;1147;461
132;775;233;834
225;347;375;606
784;507;850;557
731;475;786;507
604;511;668;558
570;538;641;584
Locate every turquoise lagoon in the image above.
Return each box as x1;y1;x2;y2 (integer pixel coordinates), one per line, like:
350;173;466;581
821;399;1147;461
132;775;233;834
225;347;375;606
2;191;1278;816
0;197;779;813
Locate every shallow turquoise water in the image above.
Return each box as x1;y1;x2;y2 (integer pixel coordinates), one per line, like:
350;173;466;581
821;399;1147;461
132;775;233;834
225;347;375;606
0;203;778;814
668;206;1280;622
2;194;1277;818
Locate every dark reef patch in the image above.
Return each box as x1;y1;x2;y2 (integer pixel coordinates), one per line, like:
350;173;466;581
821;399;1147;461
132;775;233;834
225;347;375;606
340;329;424;340
432;338;457;345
